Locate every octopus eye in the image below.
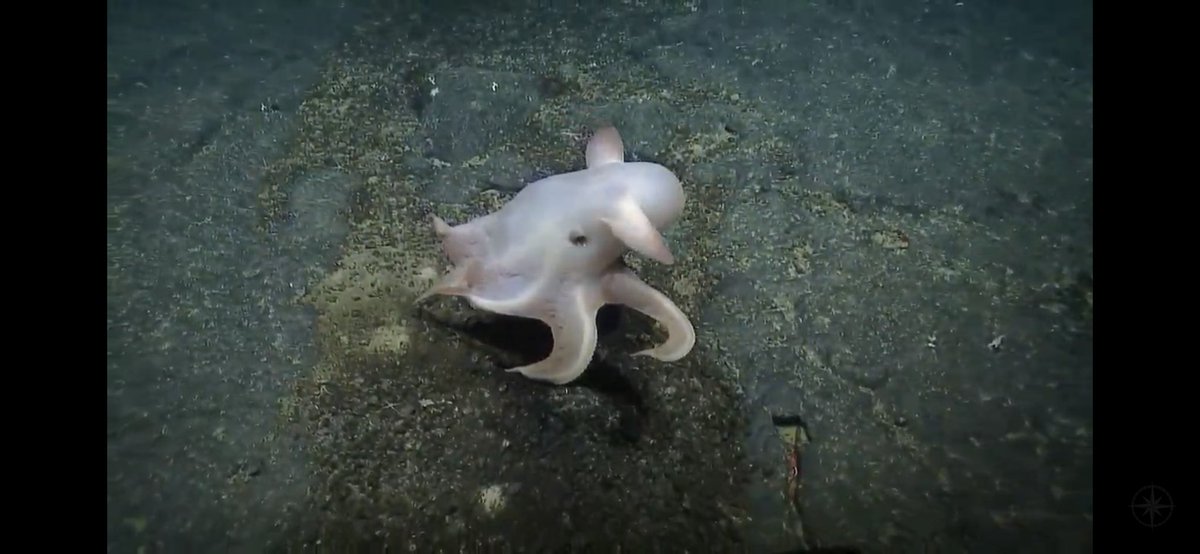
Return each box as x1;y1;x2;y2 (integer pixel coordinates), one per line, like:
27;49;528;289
568;230;588;246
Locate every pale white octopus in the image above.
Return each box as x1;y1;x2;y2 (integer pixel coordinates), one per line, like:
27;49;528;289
418;126;695;384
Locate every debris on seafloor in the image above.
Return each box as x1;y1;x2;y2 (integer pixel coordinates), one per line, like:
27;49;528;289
770;414;812;512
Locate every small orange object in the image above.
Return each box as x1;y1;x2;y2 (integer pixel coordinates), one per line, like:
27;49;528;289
785;441;801;504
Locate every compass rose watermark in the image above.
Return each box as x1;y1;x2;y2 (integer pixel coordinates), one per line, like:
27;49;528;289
1130;485;1173;528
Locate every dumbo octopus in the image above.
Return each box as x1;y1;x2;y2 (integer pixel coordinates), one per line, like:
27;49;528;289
417;126;696;384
